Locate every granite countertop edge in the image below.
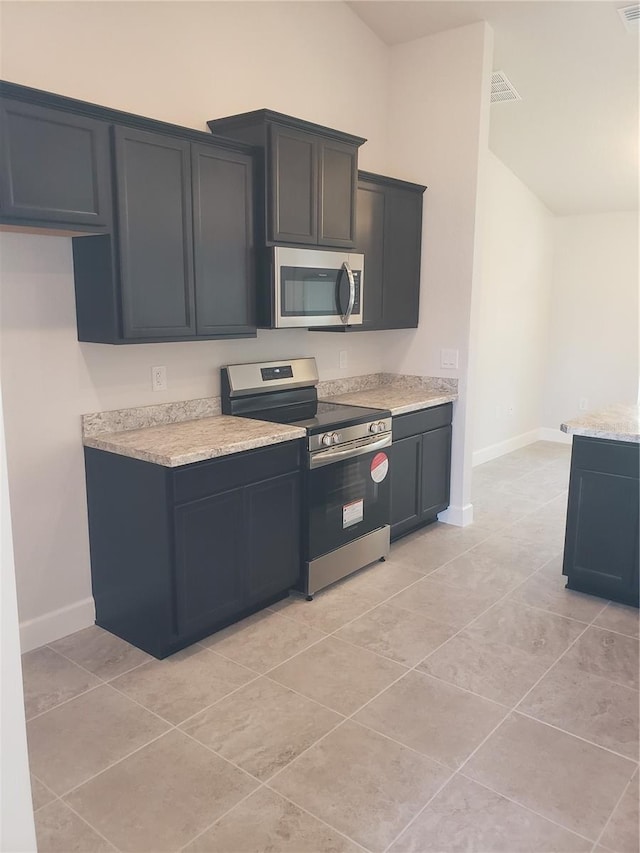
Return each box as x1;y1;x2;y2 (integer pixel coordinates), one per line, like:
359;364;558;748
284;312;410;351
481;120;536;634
83;419;307;468
560;404;640;444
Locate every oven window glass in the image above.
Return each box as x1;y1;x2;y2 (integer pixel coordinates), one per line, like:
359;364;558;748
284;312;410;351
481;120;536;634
307;450;391;561
281;267;341;317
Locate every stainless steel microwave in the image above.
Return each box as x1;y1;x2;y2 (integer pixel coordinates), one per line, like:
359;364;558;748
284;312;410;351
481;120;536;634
271;247;364;328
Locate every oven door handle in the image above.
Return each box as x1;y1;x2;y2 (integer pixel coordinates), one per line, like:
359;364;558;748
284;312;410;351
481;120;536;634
340;261;356;325
309;433;391;469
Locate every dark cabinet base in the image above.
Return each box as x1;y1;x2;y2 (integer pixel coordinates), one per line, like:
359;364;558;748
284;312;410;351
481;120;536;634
563;436;639;607
84;441;302;658
390;404;452;541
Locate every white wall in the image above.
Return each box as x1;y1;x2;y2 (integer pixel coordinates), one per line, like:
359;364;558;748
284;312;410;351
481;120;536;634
544;211;640;431
0;381;36;853
385;22;494;524
473;151;554;460
0;1;392;649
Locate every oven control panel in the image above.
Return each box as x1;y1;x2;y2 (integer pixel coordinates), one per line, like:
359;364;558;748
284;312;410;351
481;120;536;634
309;418;391;452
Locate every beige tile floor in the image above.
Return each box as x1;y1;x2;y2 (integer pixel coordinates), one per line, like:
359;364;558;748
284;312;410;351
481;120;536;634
23;441;640;853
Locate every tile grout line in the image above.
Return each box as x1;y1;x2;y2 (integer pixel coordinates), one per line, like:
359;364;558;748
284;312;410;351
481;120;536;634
57;797;120;851
590;767;639;853
515;710;639;765
455;772;598;845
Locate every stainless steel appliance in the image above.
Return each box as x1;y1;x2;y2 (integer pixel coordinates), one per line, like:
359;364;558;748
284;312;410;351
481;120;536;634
268;247;364;328
221;358;391;596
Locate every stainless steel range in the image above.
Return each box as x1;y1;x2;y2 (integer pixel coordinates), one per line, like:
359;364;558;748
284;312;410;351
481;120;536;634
221;358;392;597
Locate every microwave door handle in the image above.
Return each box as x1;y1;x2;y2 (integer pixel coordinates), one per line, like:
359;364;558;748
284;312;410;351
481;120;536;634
340;261;356;325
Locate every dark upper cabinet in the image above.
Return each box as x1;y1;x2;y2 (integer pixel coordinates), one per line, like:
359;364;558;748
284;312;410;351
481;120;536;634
317;138;358;247
390;404;452;541
316;171;426;333
563;437;639;606
0;97;111;230
358;172;425;330
269;125;317;244
382;183;423;328
114;126;196;339
74;127;256;343
192;144;255;337
207;109;366;249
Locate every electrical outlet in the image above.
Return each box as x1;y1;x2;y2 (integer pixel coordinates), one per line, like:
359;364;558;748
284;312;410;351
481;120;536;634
440;348;459;369
339;350;348;369
151;366;167;392
579;398;589;411
507;404;514;416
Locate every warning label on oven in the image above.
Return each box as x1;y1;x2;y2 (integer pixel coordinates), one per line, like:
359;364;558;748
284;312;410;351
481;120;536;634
343;499;364;528
370;452;389;483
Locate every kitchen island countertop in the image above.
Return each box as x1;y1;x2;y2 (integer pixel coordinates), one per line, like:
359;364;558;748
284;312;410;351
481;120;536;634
83;415;306;467
561;404;640;443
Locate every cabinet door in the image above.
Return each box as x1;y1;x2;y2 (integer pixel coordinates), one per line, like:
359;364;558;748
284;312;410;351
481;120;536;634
192;144;255;336
245;472;301;603
390;435;422;539
0;99;111;228
114;126;196;338
382;188;422;329
564;442;639;605
268;125;317;244
174;488;245;637
355;180;385;328
421;426;452;521
318;139;357;248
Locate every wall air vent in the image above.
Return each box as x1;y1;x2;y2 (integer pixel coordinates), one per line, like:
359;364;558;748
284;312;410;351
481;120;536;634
618;4;640;30
491;71;521;104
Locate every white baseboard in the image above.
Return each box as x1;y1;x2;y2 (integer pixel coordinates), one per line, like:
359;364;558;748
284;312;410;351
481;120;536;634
20;596;95;653
473;426;572;467
438;503;474;527
473;429;540;467
537;427;572;445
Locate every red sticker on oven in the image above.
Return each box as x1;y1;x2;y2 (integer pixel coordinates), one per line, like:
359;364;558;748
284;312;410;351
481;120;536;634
370;451;389;483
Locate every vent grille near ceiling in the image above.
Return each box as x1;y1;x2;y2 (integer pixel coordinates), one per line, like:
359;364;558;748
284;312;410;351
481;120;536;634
618;4;640;30
491;71;521;104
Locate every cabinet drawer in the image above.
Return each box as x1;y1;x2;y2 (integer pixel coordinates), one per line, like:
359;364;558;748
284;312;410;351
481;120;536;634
392;403;452;440
571;436;639;478
172;440;301;504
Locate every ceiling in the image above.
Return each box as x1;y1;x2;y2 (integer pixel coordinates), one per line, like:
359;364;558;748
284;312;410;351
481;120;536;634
348;1;639;215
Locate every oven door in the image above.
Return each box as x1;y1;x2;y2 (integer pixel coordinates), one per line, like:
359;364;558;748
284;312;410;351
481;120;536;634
306;434;391;561
274;247;363;328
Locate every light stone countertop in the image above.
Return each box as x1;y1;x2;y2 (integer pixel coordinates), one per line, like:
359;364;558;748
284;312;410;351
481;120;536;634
561;404;640;443
322;384;457;416
83;416;306;467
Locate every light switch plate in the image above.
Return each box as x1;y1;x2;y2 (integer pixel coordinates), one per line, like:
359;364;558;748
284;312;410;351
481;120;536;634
440;348;459;369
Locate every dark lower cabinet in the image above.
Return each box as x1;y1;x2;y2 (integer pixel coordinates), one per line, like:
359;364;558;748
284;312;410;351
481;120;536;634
84;441;302;658
563;436;639;606
390;404;452;540
175;489;245;637
0;96;111;230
